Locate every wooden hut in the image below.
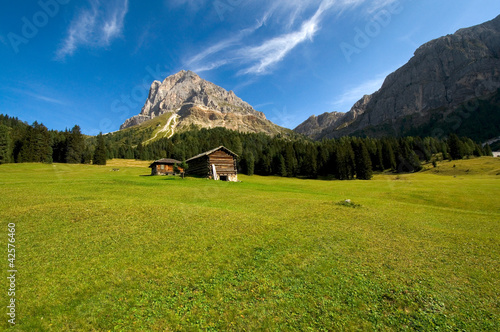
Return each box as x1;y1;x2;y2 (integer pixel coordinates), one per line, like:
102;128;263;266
149;158;184;176
186;146;238;182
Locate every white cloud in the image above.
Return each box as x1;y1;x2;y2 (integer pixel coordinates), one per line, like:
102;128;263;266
185;18;269;73
56;0;128;59
238;1;333;75
184;0;401;77
10;88;67;106
332;73;389;112
185;0;335;75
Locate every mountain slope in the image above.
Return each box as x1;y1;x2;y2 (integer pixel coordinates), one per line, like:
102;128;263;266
121;70;286;137
295;14;500;141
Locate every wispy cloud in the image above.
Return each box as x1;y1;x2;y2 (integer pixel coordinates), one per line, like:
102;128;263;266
9;88;67;106
185;0;334;75
238;1;334;75
184;0;397;77
56;0;129;59
185;18;269;72
332;72;390;112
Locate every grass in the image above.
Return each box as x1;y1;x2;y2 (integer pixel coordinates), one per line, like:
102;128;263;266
1;157;499;331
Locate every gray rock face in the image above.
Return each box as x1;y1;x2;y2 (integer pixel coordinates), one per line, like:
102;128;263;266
294;95;372;136
294;112;345;137
120;70;282;135
297;15;500;139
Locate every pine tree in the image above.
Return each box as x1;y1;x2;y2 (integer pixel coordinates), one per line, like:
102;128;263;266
180;159;189;173
82;145;92;164
232;136;243;157
484;144;493;157
0;125;12;164
353;140;373;180
66;125;85;164
382;140;396;170
17;122;52;163
448;134;464;160
135;141;144;160
279;155;287;177
93;133;107;165
334;142;355;180
245;152;255;176
285;144;297;177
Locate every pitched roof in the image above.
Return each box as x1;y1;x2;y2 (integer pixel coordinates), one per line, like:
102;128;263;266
149;158;182;168
186;146;238;162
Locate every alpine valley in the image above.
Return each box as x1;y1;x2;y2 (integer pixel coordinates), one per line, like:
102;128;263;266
119;15;500;146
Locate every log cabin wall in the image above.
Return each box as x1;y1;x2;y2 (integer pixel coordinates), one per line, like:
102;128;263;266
186;156;211;177
152;164;184;175
186;147;238;181
209;150;237;176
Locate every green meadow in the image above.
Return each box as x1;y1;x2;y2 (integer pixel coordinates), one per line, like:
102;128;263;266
1;158;500;331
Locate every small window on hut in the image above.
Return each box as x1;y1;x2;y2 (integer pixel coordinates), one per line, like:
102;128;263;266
160;165;165;170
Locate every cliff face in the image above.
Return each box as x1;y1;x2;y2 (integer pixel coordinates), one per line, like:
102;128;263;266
121;70;284;135
294;112;344;138
296;15;500;140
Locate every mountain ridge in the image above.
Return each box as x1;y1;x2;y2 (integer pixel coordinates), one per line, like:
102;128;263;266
120;70;286;136
295;14;500;141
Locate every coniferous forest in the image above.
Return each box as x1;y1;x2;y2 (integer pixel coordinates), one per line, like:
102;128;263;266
0;114;493;180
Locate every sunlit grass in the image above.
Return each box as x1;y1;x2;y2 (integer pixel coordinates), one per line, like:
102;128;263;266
1;158;499;330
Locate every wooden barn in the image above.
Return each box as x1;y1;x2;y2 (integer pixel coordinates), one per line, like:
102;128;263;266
149;158;184;176
186;146;238;182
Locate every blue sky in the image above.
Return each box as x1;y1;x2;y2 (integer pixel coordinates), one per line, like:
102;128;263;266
1;0;499;135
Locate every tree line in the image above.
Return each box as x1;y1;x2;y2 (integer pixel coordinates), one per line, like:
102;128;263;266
107;126;493;180
0;115;107;165
0;114;493;180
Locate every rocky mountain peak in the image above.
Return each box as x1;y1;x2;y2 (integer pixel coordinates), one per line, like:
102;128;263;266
120;70;284;135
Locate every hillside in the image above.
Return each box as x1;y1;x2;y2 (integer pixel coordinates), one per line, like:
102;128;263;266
295;15;500;141
120;70;287;137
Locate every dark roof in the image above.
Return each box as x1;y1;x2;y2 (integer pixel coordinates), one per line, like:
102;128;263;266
186;146;238;162
149;158;182;168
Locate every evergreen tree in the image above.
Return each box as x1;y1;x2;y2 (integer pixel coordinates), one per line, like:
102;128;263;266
135;141;144;160
82;145;92;164
448;134;464;160
334;142;355;180
284;144;297;177
381;140;396;170
353;140;373;180
0;125;12;164
232;136;243;157
484;144;493;157
181;159;188;173
300;144;318;178
245;152;255;176
66;125;85;163
279;155;287;177
440;142;449;160
93;133;107;165
17;122;52;163
52;131;68;163
396;138;422;173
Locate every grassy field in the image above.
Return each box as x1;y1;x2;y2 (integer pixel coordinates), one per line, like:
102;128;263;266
1;158;499;331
